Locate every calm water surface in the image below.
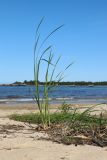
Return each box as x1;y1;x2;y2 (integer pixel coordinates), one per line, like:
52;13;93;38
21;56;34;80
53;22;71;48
0;85;107;104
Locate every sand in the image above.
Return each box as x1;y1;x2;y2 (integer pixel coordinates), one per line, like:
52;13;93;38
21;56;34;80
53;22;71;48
0;103;107;160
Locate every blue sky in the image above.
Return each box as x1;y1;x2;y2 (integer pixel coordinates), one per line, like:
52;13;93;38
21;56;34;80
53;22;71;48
0;0;107;83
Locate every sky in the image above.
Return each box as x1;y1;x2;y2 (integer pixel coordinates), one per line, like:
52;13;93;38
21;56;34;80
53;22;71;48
0;0;107;83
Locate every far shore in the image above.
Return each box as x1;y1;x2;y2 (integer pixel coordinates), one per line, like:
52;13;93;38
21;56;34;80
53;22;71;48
1;80;107;86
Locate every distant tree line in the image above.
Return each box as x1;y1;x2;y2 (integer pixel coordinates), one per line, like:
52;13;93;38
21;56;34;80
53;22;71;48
14;80;107;86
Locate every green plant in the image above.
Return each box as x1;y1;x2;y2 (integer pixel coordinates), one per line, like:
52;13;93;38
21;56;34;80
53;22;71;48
34;18;72;129
60;102;71;113
9;110;107;125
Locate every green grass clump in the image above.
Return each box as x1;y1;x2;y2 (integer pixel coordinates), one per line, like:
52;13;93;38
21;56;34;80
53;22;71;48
10;113;72;124
9;111;107;126
10;113;42;124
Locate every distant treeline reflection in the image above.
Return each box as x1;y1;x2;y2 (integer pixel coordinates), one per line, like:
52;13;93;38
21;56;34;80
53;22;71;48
14;80;107;86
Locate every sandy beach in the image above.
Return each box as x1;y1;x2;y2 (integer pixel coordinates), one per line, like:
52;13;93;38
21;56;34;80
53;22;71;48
0;103;107;160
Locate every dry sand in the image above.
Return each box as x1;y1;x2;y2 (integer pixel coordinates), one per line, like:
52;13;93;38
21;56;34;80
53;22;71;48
0;103;107;160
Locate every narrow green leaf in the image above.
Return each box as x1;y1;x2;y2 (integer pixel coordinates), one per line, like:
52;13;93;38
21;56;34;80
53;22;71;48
36;17;44;36
65;62;74;71
41;58;54;65
39;24;64;50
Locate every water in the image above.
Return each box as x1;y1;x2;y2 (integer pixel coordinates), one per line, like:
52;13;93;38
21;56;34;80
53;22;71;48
0;85;107;104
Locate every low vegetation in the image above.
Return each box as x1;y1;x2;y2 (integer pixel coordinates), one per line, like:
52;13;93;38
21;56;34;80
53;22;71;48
10;105;107;147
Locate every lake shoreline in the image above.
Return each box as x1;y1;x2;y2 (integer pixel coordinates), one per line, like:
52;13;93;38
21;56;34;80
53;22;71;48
0;102;107;115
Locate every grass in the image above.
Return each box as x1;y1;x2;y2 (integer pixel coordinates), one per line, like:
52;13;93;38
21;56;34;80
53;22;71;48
9;110;107;126
33;18;72;129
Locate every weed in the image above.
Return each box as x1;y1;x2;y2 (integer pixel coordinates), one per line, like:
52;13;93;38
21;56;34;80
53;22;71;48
33;18;72;129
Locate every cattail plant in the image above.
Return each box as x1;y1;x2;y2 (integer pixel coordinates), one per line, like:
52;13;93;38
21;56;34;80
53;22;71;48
34;18;72;129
